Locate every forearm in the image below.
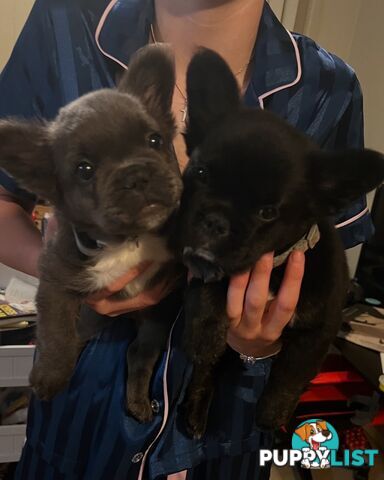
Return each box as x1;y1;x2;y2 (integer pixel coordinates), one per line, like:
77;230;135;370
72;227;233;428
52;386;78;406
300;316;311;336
0;197;42;277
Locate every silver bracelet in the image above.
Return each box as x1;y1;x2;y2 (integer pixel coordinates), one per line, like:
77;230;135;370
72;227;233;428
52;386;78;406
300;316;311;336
236;347;282;365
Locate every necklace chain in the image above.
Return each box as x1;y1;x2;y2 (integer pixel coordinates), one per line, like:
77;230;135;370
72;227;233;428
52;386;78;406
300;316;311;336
150;23;250;125
150;24;188;124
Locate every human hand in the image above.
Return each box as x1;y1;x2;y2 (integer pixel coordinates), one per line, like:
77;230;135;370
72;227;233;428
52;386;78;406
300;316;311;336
226;251;305;357
85;262;175;317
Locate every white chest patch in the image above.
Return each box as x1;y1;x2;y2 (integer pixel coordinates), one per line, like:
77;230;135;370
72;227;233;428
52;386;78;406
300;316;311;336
85;234;172;296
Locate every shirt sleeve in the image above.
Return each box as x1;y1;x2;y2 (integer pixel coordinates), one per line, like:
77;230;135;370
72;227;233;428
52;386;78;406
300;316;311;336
0;0;62;204
324;75;374;248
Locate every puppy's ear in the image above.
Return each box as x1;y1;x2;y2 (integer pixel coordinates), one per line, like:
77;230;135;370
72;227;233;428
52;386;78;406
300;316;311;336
0;120;56;202
118;44;175;130
309;148;384;214
185;48;240;153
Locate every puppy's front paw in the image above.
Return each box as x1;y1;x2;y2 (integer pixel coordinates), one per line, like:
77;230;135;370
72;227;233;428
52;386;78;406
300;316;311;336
126;393;153;424
29;362;71;400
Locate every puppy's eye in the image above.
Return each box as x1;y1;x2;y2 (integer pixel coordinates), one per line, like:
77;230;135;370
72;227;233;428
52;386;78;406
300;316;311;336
76;161;94;181
148;133;164;150
193;165;208;183
258;206;279;222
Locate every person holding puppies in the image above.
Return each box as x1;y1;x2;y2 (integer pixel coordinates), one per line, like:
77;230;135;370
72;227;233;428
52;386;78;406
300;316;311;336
0;0;372;478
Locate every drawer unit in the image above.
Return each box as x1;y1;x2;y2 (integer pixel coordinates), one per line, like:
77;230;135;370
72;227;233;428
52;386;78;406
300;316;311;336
0;345;34;463
0;345;35;387
0;424;26;463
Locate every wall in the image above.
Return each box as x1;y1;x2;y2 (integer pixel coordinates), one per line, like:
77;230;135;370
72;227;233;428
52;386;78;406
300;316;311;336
300;0;363;61
269;0;300;30
0;0;34;70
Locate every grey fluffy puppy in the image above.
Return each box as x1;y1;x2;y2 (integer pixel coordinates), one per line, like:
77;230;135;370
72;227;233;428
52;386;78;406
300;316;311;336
0;45;182;422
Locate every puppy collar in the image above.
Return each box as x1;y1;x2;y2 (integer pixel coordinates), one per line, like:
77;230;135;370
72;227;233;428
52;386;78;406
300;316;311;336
72;227;108;257
72;227;140;257
273;224;320;268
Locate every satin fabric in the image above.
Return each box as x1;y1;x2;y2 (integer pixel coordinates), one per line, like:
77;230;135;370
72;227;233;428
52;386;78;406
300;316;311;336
0;0;372;478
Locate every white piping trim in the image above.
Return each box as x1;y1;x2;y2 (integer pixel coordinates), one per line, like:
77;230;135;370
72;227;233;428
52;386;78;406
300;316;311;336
167;471;187;480
95;0;129;70
137;310;182;480
96;8;302;106
256;28;368;231
258;29;302;110
335;206;369;229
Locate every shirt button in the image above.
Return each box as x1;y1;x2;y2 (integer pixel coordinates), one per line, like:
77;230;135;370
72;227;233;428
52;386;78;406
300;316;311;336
131;452;144;464
151;399;160;414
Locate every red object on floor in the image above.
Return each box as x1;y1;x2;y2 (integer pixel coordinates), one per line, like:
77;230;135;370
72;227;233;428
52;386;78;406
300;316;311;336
296;354;384;425
339;426;370;451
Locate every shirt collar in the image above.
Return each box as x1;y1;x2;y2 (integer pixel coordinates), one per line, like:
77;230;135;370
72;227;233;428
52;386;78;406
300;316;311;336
94;1;301;104
247;2;302;107
95;0;154;70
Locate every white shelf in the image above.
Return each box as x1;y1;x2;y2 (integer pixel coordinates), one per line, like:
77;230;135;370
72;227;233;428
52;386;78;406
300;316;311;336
0;345;35;387
0;266;37;463
0;345;34;463
0;424;26;463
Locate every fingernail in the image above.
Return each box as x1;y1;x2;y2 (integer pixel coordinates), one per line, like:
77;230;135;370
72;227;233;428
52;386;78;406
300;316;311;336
292;250;304;263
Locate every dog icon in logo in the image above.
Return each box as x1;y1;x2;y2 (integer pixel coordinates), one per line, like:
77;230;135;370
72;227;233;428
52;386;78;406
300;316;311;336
294;420;333;468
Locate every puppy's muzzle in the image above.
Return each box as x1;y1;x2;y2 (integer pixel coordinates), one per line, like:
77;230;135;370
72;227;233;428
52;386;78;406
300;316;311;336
123;164;151;191
183;247;225;283
199;212;230;238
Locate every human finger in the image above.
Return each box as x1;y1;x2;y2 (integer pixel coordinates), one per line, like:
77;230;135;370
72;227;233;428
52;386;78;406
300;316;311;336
263;250;305;338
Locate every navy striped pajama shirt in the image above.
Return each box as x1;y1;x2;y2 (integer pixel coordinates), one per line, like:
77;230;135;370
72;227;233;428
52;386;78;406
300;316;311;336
0;0;372;478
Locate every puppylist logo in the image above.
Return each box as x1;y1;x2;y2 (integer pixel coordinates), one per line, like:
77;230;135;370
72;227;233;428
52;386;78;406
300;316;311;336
292;419;338;469
260;419;379;469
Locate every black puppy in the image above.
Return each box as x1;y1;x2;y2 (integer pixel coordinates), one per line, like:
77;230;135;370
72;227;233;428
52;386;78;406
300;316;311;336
0;45;182;422
176;49;384;438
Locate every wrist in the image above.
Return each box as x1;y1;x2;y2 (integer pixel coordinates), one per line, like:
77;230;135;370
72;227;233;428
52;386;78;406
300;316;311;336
227;334;282;358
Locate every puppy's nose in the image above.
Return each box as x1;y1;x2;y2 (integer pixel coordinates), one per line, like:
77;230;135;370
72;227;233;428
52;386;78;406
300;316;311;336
124;166;150;191
201;213;230;237
322;429;331;438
